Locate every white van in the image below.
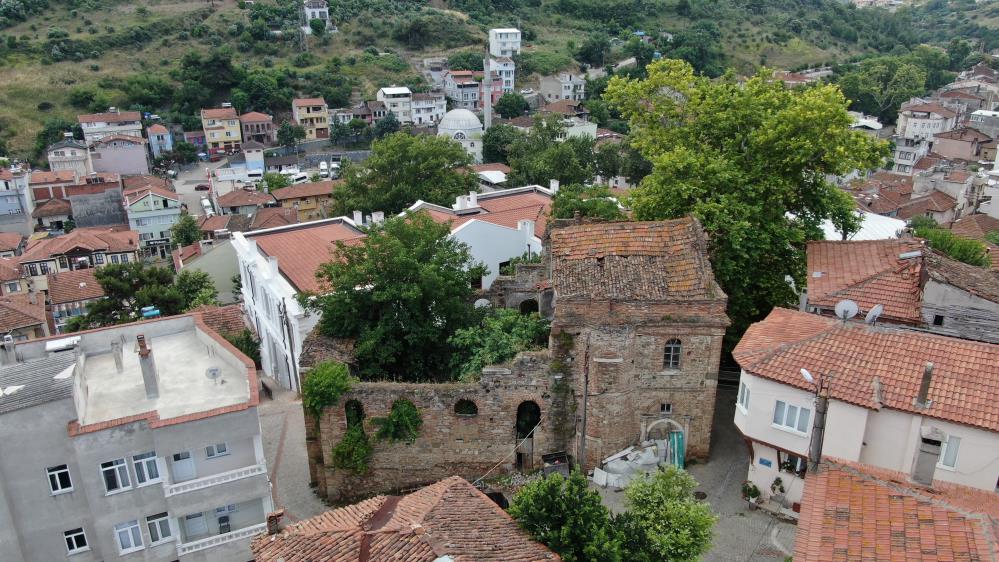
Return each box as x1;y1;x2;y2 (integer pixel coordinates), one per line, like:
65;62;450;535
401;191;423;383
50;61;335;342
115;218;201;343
290;173;309;184
200;197;215;216
330;161;341;179
319;161;329;178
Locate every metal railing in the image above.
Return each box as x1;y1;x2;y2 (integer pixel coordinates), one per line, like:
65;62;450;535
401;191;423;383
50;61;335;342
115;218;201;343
163;464;266;497
175;522;267;555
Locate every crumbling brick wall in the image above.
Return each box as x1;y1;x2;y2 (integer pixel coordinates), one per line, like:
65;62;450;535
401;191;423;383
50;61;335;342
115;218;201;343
310;352;565;503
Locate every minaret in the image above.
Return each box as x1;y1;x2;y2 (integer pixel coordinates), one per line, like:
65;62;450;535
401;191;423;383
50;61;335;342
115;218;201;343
483;54;493;130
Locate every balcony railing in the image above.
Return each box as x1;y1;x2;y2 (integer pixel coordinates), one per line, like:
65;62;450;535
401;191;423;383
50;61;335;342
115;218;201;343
176;522;267;555
163;464;267;497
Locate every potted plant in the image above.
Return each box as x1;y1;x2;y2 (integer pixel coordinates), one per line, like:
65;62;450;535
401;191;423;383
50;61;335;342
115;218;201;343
770;476;786;495
741;480;761;509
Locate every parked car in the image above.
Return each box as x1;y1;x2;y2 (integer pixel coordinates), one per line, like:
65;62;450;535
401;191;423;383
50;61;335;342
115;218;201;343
319;161;329;178
290;172;309;185
195;183;211;191
520;88;534;94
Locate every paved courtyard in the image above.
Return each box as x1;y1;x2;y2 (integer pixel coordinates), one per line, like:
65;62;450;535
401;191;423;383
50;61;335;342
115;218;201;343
592;385;797;561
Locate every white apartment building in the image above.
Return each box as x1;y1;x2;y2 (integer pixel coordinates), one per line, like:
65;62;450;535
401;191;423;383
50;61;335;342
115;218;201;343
892;100;960;174
733;308;999;512
410;92;447;125
78;108;143;145
540;73;586;103
303;0;332;31
46;135;93;177
376;86;414;124
123;186;182;260
489;57;516;93
489;28;521;58
233;218;366;391
0;314;272;562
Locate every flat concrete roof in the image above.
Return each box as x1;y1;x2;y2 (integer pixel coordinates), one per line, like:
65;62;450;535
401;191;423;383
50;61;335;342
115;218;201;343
79;329;250;426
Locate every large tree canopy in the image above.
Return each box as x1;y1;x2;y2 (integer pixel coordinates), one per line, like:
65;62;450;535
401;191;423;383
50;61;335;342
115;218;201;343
605;60;889;340
507;115;596;187
332;132;476;216
309;213;486;381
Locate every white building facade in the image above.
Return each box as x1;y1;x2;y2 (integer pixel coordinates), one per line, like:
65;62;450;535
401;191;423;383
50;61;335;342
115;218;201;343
488;28;521;57
376;87;414;124
437;109;484;163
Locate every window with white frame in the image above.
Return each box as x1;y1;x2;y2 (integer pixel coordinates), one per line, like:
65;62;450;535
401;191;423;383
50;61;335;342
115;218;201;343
5;281;19;293
663;339;681;369
132;452;160;485
113;520;143;554
205;442;229;458
47;464;73;494
939;435;961;468
772;400;811;434
215;504;238;515
100;458;131;494
64;528;88;554
146;513;172;544
737;381;751;412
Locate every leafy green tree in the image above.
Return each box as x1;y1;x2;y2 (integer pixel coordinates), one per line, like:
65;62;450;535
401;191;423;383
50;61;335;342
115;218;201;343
576;33;610;67
664;22;725;77
333;132;476;215
482;123;525;164
224;329;261;367
277;122;306;150
605;60;888;340
170;213;201;248
309;213;486;381
507;116;596;186
509;470;623;562
309;18;327;41
447;50;484;71
551;183;625;221
33;117;79;159
911;217;989;267
72;263;184;329
329;119;351;145
948;38;972;71
373;112;400;138
837;57;926;122
449;308;550;381
301;361;356;417
172;142;198;164
262;172;291;191
175;269;218;310
625;36;656;70
624;467;717;561
495;92;529;119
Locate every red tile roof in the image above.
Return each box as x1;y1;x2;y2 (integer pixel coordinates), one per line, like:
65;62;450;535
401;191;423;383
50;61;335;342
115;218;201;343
47;269;104;305
172;242;202;270
468;163;512;174
123;185;178;204
198;214;231;233
249;219;365;292
20;229;138;263
77;110;142;124
239;111;273;122
190;304;247;335
271;180;339;201
903;103;957;119
540;99;588;116
896;190;957;220
0;293;46;332
0;233;23;253
29;170;76;185
252;476;560;562
934;127;991;142
293;98;326;107
734;308;999;432
807;239;925;324
217;189;275;208
551;218;727;303
31;198;72;219
941;90;985;101
418;187;553;233
146;124;168;134
913;155;942;171
794;460;999;562
121;175;171;191
250;207;298;230
0;258;21;282
201;107;238;120
949;214;999;269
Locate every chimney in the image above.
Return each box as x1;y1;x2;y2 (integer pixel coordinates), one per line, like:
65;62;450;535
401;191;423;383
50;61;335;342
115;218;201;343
518;219;535;243
371;211;385;224
455;194;467;211
266;509;286;535
911;426;945;486
111;339;124;373
914;362;933;408
807;382;829;472
549;179;560;193
136;335;159;399
352;210;364;225
467;191;478;208
0;335;16;366
798;288;808;312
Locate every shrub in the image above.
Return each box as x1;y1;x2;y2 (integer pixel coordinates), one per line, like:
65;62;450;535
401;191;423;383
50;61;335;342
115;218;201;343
301;361;356;417
372;399;422;442
223;329;261;368
331;425;372;474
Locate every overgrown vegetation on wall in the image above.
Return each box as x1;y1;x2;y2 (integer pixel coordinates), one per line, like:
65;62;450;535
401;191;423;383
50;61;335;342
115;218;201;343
223;329;262;368
372;399;423;443
331;425;372;475
301;361;356;418
910;217;990;268
449;309;551;382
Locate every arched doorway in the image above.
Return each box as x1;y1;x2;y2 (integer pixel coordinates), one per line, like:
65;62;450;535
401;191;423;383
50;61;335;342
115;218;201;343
519;299;539;315
642;417;686;468
344;400;365;429
515;401;541;471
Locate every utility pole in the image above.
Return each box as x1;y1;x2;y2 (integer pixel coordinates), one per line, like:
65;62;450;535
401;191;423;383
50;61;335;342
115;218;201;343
577;334;590;471
807;376;829;473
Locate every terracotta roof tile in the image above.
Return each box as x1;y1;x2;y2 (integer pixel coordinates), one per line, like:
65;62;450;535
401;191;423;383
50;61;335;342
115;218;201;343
734;308;999;432
271;180;339;201
551;218;725;302
0;233;23;253
90;134;147;146
293;98;326;107
217;189;275;208
190;304;247;335
418;187;553;233
252;476;560;562
46;269;104;305
250;207;298;230
20;229;138;263
29;170;76;185
807;239;925;324
468;163;512;174
795;460;999;561
123;185;177;204
239;111;272;122
934;127;991;142
198;214;230;233
201;107;238;120
0;258;21;282
77;110;142;124
902;103;957;119
121;175;171;191
896;190;956;220
248;219;365;293
31;198;71;219
0;293;46;332
146;124;168;134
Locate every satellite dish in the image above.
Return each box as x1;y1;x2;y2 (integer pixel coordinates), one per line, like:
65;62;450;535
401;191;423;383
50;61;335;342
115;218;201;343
800;368;815;384
205;367;222;384
834;299;859;321
865;304;885;325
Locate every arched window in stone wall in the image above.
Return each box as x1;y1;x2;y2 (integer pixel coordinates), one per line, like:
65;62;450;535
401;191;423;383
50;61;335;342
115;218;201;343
454;399;478;417
519;299;539;315
344;399;365;429
663;338;681;369
516;401;541;439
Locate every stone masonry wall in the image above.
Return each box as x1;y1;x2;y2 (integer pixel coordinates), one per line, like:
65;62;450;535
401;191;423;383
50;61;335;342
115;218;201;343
312;352;566;503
